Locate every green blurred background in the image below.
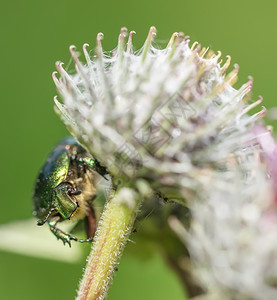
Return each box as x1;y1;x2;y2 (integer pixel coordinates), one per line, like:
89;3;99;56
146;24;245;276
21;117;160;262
1;0;277;299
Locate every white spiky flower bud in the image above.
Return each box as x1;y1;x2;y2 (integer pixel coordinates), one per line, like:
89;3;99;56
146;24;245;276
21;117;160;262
53;27;264;204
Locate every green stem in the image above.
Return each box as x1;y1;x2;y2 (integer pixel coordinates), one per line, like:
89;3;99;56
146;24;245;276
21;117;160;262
76;187;142;300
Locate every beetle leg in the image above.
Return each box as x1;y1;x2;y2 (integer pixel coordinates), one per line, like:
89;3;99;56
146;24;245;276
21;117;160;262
85;202;97;239
48;218;93;247
37;208;56;226
78;157;109;180
53;183;79;220
48;218;72;247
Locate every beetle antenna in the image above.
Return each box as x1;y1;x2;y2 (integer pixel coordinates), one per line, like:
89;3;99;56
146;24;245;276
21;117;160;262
37;208;55;226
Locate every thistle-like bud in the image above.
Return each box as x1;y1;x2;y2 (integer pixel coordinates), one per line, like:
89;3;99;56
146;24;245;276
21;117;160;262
53;27;263;203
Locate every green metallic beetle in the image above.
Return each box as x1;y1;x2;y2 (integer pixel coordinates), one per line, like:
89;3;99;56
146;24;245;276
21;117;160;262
33;137;108;246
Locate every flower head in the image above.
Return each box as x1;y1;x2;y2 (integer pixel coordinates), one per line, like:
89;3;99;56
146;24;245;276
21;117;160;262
53;27;264;203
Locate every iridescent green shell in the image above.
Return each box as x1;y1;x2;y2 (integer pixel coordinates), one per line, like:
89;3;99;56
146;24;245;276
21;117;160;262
33;138;77;218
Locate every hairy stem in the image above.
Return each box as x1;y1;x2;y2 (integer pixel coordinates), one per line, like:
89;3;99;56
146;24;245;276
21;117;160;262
76;187;142;300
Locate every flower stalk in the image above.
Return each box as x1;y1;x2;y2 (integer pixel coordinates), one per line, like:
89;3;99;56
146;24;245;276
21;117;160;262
77;185;149;300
